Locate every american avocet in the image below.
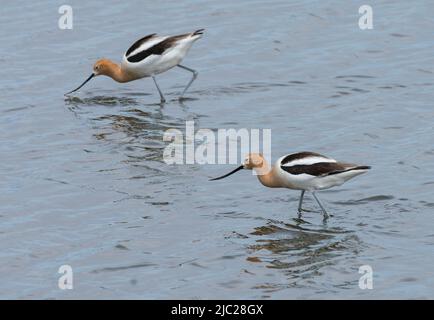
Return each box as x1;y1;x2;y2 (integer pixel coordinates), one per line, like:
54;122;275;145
210;152;370;219
66;29;205;103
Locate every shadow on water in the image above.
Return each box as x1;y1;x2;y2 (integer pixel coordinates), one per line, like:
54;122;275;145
241;191;401;293
64;93;199;163
246;217;362;292
65;95;142;107
332;195;394;205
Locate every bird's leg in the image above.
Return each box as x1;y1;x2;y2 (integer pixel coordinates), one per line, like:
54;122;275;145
297;190;313;214
152;76;166;103
297;190;305;214
177;64;198;98
312;192;329;219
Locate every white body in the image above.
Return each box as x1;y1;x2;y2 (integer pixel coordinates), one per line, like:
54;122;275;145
272;154;369;191
121;34;202;79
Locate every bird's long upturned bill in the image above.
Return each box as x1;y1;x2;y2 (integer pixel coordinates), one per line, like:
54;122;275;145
209;165;244;181
65;73;95;95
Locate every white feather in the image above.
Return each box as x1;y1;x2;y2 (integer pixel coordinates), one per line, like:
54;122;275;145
121;35;201;78
275;164;368;191
125;36;168;58
280;156;336;167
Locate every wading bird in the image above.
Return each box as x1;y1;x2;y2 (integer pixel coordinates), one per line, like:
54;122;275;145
210;152;370;219
66;29;204;103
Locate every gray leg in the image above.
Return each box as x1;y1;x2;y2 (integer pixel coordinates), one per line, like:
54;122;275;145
152;76;166;103
177;64;198;98
297;190;305;213
312;192;329;218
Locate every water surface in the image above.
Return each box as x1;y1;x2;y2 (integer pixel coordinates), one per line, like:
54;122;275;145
1;0;434;299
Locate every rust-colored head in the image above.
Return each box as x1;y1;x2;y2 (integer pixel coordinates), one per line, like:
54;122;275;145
243;153;265;170
209;153;270;181
93;58;117;77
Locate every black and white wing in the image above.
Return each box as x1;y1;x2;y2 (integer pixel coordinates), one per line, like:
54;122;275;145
279;152;369;177
123;30;204;64
123;33;168;63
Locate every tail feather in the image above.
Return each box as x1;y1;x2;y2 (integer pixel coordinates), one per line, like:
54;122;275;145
192;29;205;36
326;165;371;176
352;166;371;171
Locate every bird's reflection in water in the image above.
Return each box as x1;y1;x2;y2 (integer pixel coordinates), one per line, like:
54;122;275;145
247;217;362;291
65;93;200;163
65;95;141;107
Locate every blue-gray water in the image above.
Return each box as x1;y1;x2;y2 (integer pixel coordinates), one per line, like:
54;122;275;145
1;0;433;299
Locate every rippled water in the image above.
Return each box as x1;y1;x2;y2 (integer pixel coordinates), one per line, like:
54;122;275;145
1;0;434;299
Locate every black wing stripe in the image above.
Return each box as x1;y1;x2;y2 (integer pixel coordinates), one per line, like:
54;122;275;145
281;162;370;177
280;152;330;166
126;33;157;57
127;34;186;63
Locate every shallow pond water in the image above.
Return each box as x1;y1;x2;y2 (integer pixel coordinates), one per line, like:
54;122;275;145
1;0;434;299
